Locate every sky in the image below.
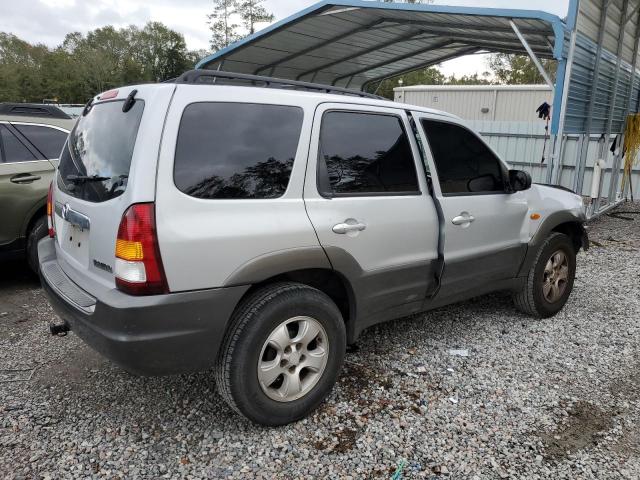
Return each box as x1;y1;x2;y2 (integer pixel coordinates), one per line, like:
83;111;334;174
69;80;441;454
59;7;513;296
0;0;570;77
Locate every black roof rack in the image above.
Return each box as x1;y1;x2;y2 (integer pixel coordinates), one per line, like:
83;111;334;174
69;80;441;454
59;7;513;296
174;69;383;100
0;103;71;119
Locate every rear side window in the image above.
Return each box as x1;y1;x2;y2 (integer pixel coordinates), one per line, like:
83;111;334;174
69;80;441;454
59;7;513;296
174;103;303;199
318;111;419;196
14;124;68;159
421;120;506;195
0;125;37;163
57;100;145;202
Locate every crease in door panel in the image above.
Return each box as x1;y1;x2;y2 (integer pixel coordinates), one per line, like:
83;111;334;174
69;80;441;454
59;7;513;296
407;111;444;299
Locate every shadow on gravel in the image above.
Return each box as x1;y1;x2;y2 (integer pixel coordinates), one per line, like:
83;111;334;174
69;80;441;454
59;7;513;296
0;260;42;342
539;401;613;460
0;259;39;290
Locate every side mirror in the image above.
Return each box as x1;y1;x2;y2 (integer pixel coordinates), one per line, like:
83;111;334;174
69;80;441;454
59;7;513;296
467;174;499;192
509;169;532;192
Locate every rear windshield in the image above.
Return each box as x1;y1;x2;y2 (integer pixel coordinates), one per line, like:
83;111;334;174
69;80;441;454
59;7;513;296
57;99;144;202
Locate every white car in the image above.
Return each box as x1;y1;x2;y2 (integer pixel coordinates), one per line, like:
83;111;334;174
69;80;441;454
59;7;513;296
39;70;588;426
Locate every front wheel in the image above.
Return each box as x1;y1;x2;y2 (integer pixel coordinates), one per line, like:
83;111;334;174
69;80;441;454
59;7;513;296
215;282;346;426
513;232;577;318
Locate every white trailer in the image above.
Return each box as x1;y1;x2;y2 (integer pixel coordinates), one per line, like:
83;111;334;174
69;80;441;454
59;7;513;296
394;84;553;122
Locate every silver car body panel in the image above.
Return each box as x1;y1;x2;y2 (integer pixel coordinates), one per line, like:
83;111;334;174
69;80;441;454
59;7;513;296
155;86;321;292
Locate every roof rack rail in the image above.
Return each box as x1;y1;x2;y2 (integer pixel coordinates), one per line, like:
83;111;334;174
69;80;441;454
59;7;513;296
174;69;383;100
0;103;71;119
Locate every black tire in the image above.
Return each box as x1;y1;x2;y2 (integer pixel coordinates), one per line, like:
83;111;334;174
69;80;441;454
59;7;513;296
215;282;346;426
27;216;48;275
513;232;577;318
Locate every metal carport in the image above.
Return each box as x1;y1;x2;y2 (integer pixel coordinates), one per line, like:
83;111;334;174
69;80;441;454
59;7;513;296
197;1;563;92
197;0;640;217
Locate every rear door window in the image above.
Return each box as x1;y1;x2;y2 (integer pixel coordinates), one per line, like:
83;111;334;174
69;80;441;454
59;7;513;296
57;100;145;202
14;124;68;159
174;103;303;199
317;111;420;196
0;125;38;163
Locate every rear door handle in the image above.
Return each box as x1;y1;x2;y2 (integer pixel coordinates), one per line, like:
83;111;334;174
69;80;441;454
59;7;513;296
333;221;367;234
452;213;475;225
10;174;41;184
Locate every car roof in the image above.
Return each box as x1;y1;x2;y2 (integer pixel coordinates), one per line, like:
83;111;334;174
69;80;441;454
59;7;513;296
91;82;464;124
184;84;461;120
0;102;72;119
116;81;460;122
0;115;75;131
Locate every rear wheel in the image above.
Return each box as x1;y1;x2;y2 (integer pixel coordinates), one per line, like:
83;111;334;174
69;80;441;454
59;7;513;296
26;216;47;275
215;282;346;426
513;232;576;318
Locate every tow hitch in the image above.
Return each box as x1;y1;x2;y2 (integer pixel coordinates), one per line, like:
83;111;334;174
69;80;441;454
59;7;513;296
49;322;70;337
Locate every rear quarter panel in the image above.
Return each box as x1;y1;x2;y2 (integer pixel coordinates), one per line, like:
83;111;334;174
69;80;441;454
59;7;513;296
155;86;322;292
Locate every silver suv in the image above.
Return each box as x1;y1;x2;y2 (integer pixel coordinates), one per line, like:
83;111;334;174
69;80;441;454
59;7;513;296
39;71;588;426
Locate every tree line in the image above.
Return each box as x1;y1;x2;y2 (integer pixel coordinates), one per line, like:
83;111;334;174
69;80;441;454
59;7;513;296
0;23;204;104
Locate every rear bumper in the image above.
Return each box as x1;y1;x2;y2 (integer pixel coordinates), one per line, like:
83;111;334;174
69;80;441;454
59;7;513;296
38;237;249;376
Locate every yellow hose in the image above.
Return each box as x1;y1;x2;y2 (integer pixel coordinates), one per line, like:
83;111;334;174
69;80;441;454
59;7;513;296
622;114;640;197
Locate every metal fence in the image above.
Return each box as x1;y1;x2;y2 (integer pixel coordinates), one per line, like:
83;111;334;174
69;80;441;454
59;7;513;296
469;120;640;207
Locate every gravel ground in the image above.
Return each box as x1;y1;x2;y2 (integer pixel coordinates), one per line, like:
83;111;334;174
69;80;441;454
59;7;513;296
1;202;639;479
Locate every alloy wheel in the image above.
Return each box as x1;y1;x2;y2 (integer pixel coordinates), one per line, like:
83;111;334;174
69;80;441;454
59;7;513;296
257;316;328;402
542;249;569;303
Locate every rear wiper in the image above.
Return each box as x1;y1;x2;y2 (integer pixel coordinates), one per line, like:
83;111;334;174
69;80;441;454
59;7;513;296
66;174;111;183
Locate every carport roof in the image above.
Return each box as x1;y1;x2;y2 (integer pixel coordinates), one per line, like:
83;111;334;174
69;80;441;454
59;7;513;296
196;0;567;91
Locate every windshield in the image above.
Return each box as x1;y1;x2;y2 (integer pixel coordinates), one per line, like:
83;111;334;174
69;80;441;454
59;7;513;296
57;99;145;202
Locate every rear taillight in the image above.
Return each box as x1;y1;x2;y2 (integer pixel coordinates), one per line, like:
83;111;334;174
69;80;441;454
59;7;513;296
114;203;168;296
47;181;55;238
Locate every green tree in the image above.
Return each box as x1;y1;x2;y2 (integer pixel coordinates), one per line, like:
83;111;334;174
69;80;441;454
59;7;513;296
446;72;493;85
208;0;240;52
0;23;198;103
187;49;212;68
136;22;192;82
237;0;274;35
0;33;48;102
487;53;557;84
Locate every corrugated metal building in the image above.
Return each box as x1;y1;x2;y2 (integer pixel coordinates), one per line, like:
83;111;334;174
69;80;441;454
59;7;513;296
393;85;553;122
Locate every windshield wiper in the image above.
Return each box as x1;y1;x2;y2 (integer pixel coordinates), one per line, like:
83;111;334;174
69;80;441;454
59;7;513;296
66;174;111;183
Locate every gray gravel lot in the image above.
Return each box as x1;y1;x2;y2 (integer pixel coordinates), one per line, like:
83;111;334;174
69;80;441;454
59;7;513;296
1;202;639;479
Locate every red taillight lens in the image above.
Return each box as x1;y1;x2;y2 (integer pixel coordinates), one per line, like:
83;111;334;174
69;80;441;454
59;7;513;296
47;181;55;238
114;203;168;296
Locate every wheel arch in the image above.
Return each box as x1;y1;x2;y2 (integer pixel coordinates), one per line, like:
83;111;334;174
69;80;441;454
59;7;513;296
518;211;588;277
223;247;359;343
23;201;47;238
241;268;356;342
551;221;588;254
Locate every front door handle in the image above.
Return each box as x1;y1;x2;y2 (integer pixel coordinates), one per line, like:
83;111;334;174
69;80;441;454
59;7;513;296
10;174;41;184
452;213;475;226
333;221;367;235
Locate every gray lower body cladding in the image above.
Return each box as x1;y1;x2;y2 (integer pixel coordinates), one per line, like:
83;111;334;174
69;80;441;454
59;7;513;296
38;238;249;376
